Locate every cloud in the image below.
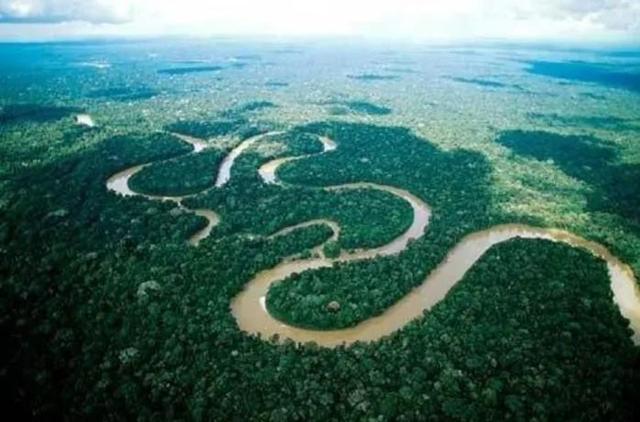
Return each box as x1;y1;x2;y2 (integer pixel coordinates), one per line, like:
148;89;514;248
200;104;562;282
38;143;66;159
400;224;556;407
595;5;640;31
0;0;637;41
523;0;640;32
0;0;134;23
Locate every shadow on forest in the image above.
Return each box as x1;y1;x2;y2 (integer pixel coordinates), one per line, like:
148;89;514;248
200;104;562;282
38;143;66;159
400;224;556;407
265;81;289;87
220;101;277;117
7;120;639;420
527;112;640;131
260;121;499;329
449;76;525;91
323;100;392;116
157;65;223;75
164;101;277;139
525;60;640;93
497;130;640;224
0;104;81;124
347;73;399;81
86;87;158;102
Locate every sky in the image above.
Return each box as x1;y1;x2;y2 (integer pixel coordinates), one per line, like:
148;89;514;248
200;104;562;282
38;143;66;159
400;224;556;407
0;0;639;43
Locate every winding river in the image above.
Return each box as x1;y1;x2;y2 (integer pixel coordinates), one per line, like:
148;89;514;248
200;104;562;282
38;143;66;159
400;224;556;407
106;132;272;245
107;129;640;347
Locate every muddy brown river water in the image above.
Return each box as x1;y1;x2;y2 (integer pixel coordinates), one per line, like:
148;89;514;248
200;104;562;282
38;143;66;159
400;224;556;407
106;130;640;347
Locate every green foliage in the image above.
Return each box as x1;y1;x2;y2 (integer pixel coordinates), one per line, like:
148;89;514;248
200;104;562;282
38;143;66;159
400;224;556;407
450;77;523;91
323;240;340;258
86;87;157;102
129;148;226;196
527;112;639;131
222;100;277;116
344;101;391;115
0;103;82;124
186;126;414;251
189;164;413;251
164;100;276;141
326;100;392;116
497;130;640;225
157;66;223;75
2;116;639;420
165;119;247;138
265;81;289;87
265;122;494;329
526;60;640;93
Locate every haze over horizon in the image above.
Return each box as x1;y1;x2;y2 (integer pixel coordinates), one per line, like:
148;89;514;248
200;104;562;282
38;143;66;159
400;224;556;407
0;0;639;45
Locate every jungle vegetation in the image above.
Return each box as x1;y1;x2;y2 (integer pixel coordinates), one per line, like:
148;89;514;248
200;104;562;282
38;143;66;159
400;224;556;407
165;119;249;138
129;148;227;196
265;81;289;87
526;112;640;131
221;100;277;116
157;66;223;75
326;100;392;116
4;143;639;420
0;103;82;124
497;130;640;225
87;87;158;102
264;122;496;329
449;77;525;91
450;77;510;88
525;60;640;93
184;126;414;251
2;41;640;421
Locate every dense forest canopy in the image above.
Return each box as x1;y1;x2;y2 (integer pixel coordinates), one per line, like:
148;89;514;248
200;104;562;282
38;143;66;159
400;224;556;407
1;41;639;420
3;117;639;419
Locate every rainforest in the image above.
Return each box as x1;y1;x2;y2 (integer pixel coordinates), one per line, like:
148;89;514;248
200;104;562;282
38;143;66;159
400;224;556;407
1;39;640;421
